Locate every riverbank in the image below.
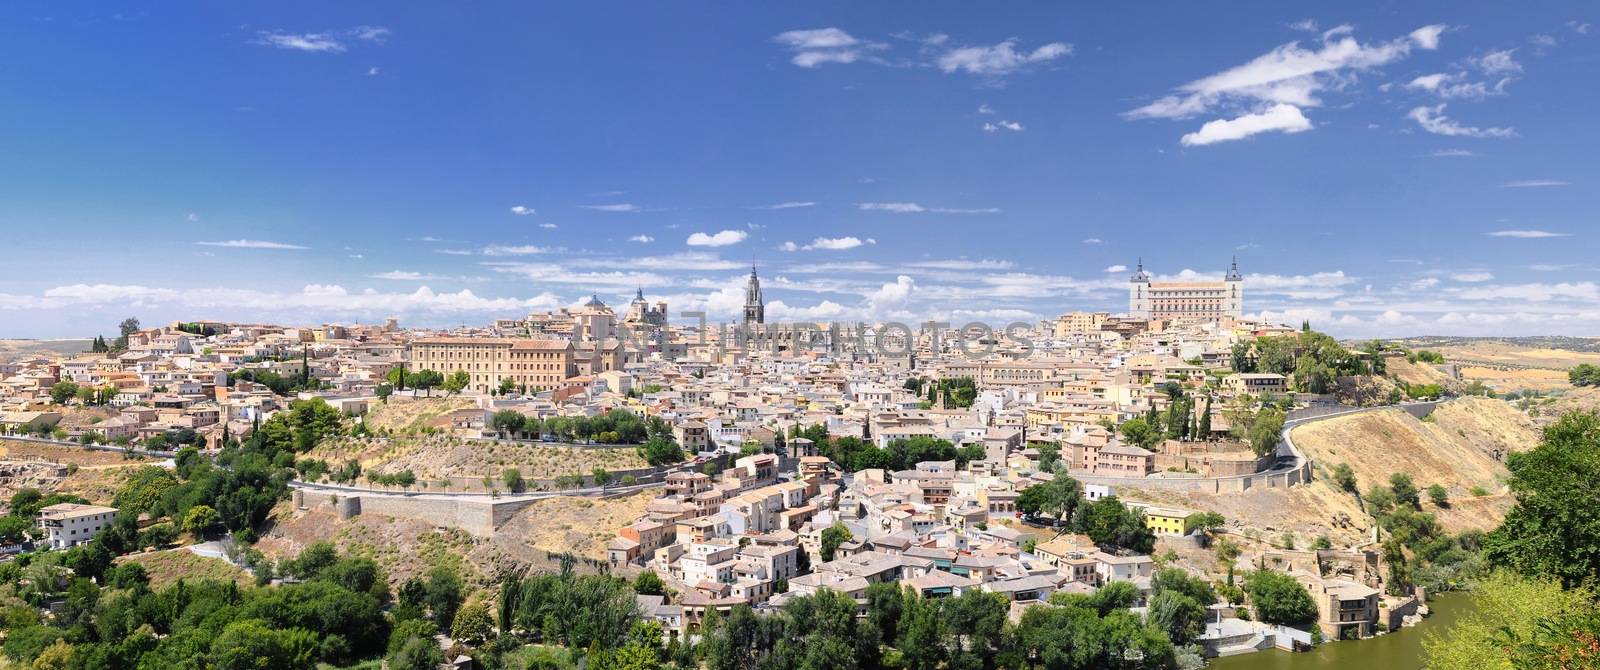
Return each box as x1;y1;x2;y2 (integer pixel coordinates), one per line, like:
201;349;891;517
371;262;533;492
1208;591;1475;670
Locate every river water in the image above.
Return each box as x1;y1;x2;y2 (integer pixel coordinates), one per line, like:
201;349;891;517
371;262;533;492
1208;592;1475;670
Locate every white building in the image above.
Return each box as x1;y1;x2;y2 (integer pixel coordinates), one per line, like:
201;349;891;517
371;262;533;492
37;503;118;549
1128;258;1243;321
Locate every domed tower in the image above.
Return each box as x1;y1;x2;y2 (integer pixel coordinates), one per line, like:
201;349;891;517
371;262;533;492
1223;256;1244;319
1128;258;1152;318
743;265;765;326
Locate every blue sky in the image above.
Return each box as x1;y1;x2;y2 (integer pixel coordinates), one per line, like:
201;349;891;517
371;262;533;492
1;2;1596;338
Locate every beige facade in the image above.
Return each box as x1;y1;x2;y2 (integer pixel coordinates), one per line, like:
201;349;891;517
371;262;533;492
1053;311;1109;337
410;337;575;392
1128;259;1244;321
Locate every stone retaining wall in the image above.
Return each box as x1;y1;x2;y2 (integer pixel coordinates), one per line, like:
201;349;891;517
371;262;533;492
294;488;541;537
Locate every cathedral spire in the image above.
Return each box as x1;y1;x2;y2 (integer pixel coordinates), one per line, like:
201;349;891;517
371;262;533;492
743;264;764;325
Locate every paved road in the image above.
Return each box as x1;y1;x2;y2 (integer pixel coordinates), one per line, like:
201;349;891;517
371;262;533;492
1278;400;1443;469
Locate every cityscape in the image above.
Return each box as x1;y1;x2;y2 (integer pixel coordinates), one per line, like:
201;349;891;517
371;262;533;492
0;4;1597;670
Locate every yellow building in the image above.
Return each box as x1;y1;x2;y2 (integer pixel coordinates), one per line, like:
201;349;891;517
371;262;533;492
1140;506;1192;536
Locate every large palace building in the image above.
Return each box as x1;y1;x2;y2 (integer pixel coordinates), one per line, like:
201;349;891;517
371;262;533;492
1128;258;1244;321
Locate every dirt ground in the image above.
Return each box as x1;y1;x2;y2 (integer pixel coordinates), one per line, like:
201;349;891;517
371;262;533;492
304;436;647;481
256;489;655;589
1290;397;1535;503
361;396;478;434
0;440;157;504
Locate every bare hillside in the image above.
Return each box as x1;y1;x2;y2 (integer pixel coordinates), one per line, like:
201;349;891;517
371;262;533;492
304;435;646;481
1291;397;1537;502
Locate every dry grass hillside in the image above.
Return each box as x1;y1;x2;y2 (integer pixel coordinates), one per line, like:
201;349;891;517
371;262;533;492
1525;386;1600;425
304;435;646;481
0;440;156;503
1387;357;1461;390
362;396;477;434
256;491;653;588
1292;397;1537;500
1123;397;1540;553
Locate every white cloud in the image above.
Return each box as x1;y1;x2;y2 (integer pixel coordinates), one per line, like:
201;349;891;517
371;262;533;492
754;201;816;210
578;203;640;212
1406;71;1511;100
1450;271;1495;282
1486;229;1570;238
1128;25;1443;122
1180;103;1312;146
367;67;380;76
685;230;748;247
857;202;1000;214
510;205;536;215
539;223;558;229
617;252;742;271
787;236;871;251
186;212;200;222
1454;282;1600;302
254;31;346;52
372;270;448;281
937;39;1071;76
252;26;391;53
867;275;917;311
1127;25;1444;143
1082;238;1103;245
779;241;800;252
481;244;548;256
436;249;474;256
772;27;885;68
195;239;308;250
977;104;995;114
1408;277;1441;290
1288;19;1319;33
1104;265;1128;273
1499;180;1570;188
903;259;1014;270
628;235;655;243
1473;49;1522;75
1407;104;1514;138
1431;148;1477;157
982;120;1024;132
485;263;669;289
4;283;559;317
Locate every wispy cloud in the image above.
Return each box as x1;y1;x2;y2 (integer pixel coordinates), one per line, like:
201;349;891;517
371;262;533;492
195;239;308;250
983;120;1024;132
1126;24;1444;145
252;25;390;53
1499;180;1570;188
578;203;642;212
772;27;886;67
857;202;1000;214
1082;238;1103;245
937;39;1071;76
628;235;654;243
510;205;536;215
1487;229;1570;238
1105;265;1128;273
782;236;874;251
752;201;816;210
1408;104;1515;138
481;244;549;256
1431;148;1478;157
686;230;748;247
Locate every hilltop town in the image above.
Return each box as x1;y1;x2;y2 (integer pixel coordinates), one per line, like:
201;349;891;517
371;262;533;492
1;261;1570;669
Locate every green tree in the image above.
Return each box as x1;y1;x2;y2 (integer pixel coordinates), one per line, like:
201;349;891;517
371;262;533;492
50;380;80;405
1244;569;1318;626
424;565;464;626
1118;417;1160;448
1427;484;1450;508
820;522;852;562
451;598;496;644
443;369;471;394
1569;363;1600;387
634;570;666;596
183;505;221;536
1331;462;1358;493
1424;571;1596;670
1247;407;1286;457
502;468;524;492
1390;472;1421;508
1484;411;1600;587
